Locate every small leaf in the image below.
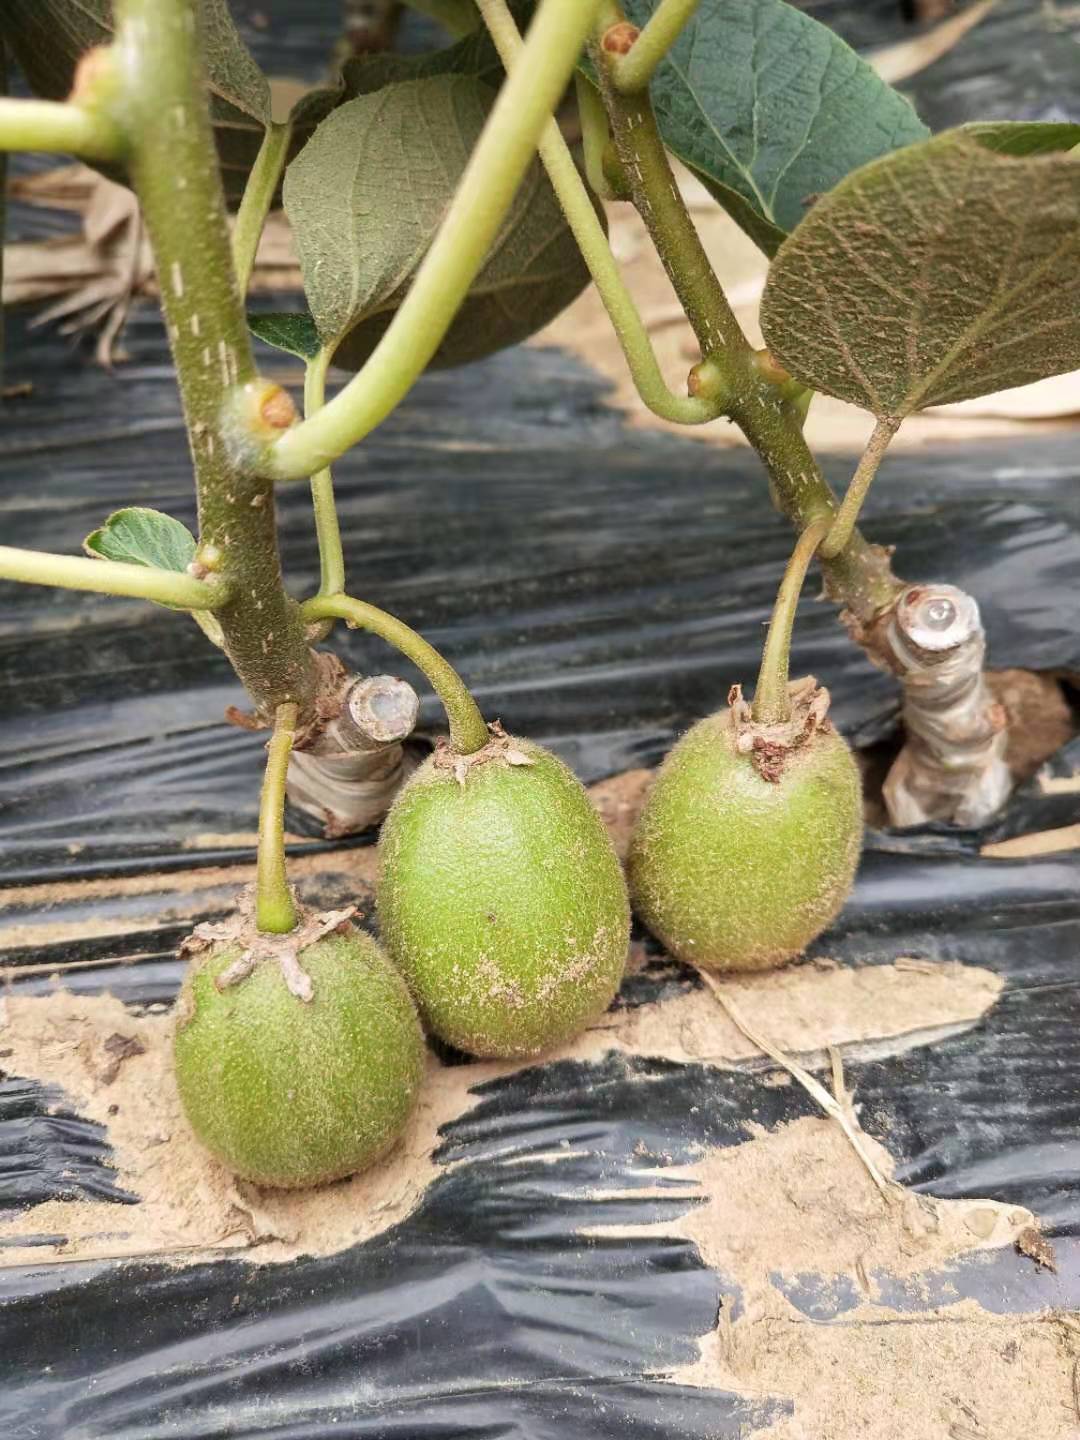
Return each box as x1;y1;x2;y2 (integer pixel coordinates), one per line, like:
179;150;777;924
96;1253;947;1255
760;127;1080;417
0;0;270;203
284;75;590;369
618;0;929;256
85;507;196;575
249;312;323;362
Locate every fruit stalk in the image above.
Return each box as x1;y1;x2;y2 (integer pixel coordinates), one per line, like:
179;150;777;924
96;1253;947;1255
113;0;319;718
300;593;489;756
256;701;300;934
264;0;605;481
751;520;830;726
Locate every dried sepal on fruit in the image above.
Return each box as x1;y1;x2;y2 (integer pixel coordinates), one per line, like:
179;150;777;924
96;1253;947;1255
174;891;424;1189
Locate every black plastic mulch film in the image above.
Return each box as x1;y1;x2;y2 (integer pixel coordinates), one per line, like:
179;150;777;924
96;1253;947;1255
1;2;1079;1436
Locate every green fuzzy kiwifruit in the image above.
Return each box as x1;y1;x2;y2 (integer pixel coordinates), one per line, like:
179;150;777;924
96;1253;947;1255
377;737;630;1059
174;927;425;1188
629;708;862;972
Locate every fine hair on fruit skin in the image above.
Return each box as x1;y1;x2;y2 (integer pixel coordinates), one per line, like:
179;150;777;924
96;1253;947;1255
628;687;863;973
377;732;630;1059
174;927;425;1189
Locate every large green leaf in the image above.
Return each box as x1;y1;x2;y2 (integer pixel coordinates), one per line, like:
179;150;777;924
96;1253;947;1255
618;0;928;257
760;125;1080;417
0;0;269;202
284;74;591;371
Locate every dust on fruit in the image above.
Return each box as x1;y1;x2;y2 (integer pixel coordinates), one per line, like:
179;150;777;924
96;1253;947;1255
174;923;425;1189
377;729;630;1059
629;681;863;973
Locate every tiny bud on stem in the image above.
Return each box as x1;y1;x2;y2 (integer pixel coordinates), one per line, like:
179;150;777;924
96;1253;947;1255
601;21;640;53
752;348;792;387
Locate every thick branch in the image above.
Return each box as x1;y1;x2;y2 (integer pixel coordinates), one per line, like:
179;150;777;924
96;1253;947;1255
113;0;318;718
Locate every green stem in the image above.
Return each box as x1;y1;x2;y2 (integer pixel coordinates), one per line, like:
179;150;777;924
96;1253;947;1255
593;3;903;623
304;348;346;601
575;73;616;199
594;15;747;365
820;416;902;561
0;96;123;160
401;0;478;36
231;119;292;299
255;701;299;934
266;0;604;482
0;544;227;608
610;0;699;93
301;593;489;755
752;519;830;726
113;0;317;718
478;0;724;424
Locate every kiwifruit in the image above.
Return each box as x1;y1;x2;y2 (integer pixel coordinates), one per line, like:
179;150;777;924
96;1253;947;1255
174;924;425;1189
377;730;629;1059
629;681;862;972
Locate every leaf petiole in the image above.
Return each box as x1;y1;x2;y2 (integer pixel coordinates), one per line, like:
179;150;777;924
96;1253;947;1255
0;96;123;160
479;0;726;424
264;0;604;482
820;416;902;561
231;118;292;299
304;345;346;638
0;543;227;609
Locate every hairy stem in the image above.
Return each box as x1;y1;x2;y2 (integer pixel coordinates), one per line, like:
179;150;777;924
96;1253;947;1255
113;0;317;718
593;5;903;622
231;119;292;298
594;17;746;364
304;348;346;601
0;96;123;160
266;0;604;481
575;73;616;199
300;594;488;755
752;520;829;725
256;702;299;934
610;0;700;94
478;0;723;423
820;416;902;561
0;544;227;608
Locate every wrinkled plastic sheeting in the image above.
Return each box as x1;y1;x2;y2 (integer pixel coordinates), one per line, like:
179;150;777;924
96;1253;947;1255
1;290;1079;1436
2;304;1079;880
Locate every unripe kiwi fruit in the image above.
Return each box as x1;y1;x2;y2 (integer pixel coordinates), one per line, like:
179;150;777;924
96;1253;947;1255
629;688;862;973
174;926;425;1188
377;733;630;1059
